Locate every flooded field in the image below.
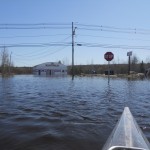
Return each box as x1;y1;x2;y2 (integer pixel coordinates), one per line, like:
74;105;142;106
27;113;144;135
0;75;149;150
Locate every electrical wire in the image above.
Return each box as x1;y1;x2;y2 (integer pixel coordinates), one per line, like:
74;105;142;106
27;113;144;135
0;23;71;29
76;42;150;50
1;22;150;34
0;23;71;26
12;35;72;57
77;27;150;35
0;42;71;48
13;45;70;61
0;27;71;29
0;34;70;39
76;23;150;32
77;34;150;42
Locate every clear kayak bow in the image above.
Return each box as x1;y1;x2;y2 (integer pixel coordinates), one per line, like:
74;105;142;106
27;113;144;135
102;107;150;150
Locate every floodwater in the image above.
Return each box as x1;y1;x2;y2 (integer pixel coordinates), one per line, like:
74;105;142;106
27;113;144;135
0;75;149;150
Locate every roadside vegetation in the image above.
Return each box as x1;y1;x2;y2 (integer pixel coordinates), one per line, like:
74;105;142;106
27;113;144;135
0;47;32;76
68;61;150;76
0;47;150;77
0;47;13;77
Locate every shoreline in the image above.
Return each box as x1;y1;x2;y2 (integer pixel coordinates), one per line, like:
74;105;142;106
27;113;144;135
78;73;146;79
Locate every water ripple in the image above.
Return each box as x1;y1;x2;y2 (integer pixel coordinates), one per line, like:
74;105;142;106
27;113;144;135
0;75;149;149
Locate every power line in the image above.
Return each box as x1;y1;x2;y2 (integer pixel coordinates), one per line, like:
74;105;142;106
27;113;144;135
0;27;71;29
0;34;71;39
77;34;150;42
76;23;150;32
13;45;70;60
76;42;150;50
1;41;150;50
77;27;150;35
1;22;150;52
75;23;150;35
12;35;72;57
1;22;150;34
32;45;70;59
0;42;71;48
0;23;71;26
0;23;71;29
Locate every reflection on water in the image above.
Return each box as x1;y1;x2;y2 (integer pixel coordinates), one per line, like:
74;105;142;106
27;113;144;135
0;75;149;150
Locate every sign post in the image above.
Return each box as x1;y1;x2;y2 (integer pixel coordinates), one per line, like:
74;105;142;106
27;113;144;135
104;52;114;83
127;51;132;75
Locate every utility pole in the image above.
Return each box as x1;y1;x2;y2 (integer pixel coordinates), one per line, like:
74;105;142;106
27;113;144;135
72;22;76;80
127;51;132;75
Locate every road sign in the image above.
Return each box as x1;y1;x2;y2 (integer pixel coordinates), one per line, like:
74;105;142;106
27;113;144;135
127;51;132;56
104;52;114;61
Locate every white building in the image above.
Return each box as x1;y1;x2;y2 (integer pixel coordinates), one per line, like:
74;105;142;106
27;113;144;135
33;61;67;76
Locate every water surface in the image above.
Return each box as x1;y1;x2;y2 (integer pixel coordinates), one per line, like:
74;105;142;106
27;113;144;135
0;75;149;150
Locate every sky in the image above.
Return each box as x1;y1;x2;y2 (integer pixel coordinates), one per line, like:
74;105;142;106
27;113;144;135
0;0;150;67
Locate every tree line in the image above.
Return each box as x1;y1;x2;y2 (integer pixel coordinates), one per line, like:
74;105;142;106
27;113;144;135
0;47;12;76
67;62;149;75
0;47;150;76
0;48;32;76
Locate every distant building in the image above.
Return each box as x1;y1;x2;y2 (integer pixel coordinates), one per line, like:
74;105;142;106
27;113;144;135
33;61;67;76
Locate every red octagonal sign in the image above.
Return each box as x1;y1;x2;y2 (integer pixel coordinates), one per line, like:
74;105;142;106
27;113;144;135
104;52;114;61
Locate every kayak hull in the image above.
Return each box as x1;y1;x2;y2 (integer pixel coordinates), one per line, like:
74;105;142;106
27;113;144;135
102;107;150;150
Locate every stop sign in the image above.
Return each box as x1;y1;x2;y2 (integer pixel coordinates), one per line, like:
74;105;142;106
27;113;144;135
104;52;114;61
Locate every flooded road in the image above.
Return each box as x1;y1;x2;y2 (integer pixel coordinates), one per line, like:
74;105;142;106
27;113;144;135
0;75;149;150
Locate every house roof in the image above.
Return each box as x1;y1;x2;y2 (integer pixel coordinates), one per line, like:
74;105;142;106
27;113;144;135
33;62;67;69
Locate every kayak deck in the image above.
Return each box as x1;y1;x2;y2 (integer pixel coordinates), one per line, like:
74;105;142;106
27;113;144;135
109;146;147;150
102;107;150;150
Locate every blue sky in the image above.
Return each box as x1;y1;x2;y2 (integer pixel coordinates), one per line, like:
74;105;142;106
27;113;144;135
0;0;150;66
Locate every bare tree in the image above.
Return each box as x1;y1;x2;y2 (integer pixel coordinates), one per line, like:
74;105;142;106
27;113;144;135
131;55;139;64
131;55;139;72
0;47;11;75
140;60;145;73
